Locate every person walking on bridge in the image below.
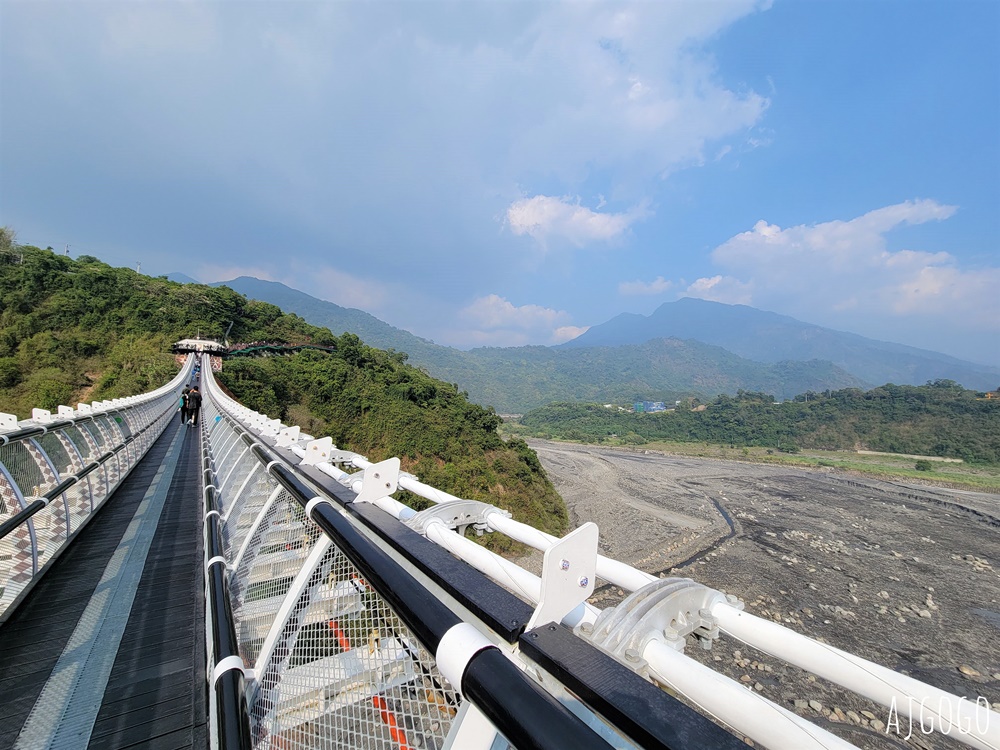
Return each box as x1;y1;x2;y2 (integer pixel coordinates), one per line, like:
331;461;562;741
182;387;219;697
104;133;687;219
186;386;202;426
178;387;190;424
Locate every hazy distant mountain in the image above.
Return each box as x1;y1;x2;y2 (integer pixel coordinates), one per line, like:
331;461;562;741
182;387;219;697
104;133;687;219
562;298;1000;392
214;277;871;411
214;276;467;365
454;339;867;410
166;272;200;284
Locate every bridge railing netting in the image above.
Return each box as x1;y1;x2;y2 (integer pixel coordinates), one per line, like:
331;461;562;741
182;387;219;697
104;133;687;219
204;437;463;749
0;356;194;619
203;371;621;750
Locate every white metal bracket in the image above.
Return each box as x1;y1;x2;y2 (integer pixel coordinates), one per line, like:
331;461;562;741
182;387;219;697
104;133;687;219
0;412;18;432
275;425;300;448
527;522;599;631
31;408;53;424
355;457;400;504
302;436;334;465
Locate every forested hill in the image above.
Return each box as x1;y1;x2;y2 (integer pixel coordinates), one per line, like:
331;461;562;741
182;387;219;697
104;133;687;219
0;243;567;547
516;382;1000;464
0;243;335;416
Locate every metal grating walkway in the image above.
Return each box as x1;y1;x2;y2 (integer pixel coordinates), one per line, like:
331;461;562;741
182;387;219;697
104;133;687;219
0;417;207;750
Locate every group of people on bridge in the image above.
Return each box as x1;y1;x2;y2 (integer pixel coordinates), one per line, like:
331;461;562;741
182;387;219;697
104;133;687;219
178;386;202;426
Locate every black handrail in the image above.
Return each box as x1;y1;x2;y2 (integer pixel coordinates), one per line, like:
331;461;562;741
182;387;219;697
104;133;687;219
202;435;253;750
239;442;614;750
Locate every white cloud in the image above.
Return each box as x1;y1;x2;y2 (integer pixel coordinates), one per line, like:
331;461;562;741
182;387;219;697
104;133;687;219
507;195;648;247
2;2;773;296
463;294;570;330
683;200;1000;350
619;275;673;296
553;325;590;344
449;294;580;347
684;275;753;305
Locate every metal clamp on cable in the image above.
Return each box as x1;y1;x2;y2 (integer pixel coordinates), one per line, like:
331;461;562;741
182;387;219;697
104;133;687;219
404;500;511;537
585;578;743;669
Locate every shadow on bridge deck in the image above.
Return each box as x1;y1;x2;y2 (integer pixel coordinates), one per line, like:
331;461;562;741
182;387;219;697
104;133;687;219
0;417;207;750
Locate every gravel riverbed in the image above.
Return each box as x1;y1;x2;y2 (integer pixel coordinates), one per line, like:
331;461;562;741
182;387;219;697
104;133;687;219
524;439;1000;750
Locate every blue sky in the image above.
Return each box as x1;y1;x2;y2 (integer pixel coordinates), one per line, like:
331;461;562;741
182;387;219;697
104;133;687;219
2;1;998;366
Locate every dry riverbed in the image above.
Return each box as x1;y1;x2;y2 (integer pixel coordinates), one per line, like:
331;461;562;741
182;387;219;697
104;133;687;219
525;439;1000;750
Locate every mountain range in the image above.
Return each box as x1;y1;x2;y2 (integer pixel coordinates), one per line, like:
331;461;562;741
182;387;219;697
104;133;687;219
206;276;999;413
562;297;999;392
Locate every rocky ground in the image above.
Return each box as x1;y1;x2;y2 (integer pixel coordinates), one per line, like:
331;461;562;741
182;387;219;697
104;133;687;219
525;439;1000;750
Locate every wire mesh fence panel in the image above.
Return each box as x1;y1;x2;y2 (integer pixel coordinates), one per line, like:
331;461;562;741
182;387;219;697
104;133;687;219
79;421;108;452
217;436;248;481
64;424;99;463
29;503;68;573
118;438;135;475
0;531;34;612
60;480;91;537
0;442;45;503
248;542;463;750
93;463;111;509
223;465;275;557
220;445;254;497
35;433;73;479
107;453;124;493
89;421;122;486
66;474;94;531
95;414;125;446
118;405;142;434
0;464;34;612
230;493;320;668
54;430;86;470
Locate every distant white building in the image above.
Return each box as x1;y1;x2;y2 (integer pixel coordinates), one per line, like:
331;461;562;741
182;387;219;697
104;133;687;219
173;337;226;354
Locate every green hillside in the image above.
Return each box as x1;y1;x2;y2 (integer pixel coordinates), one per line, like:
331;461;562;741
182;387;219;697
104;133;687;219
515;382;1000;464
0;240;334;417
456;340;867;411
219;348;566;548
0;239;566;548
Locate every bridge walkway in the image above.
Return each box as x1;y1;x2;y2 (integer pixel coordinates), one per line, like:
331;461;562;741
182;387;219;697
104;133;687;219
0;416;206;750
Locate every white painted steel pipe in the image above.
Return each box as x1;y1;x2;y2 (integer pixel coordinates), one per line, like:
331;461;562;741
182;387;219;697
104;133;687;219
422;519;598;628
713;604;1000;750
347;455;662;594
482;510;658;593
401;470;659;592
643;641;860;750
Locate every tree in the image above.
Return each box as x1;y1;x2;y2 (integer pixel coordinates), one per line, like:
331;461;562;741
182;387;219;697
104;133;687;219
0;225;16;252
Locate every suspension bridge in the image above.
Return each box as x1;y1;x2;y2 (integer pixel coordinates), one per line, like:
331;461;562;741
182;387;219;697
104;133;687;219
1;354;996;750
